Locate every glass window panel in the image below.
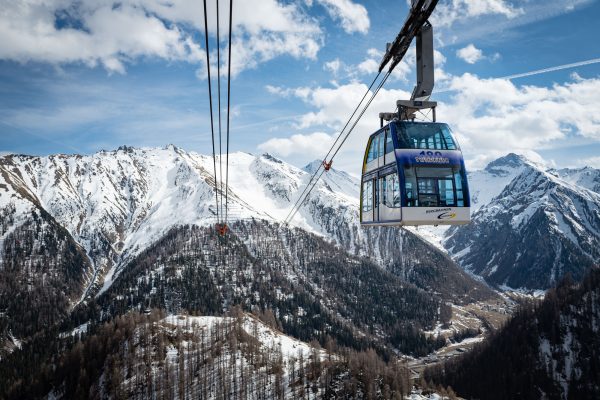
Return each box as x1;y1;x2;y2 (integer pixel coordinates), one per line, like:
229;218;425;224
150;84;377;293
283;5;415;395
385;129;394;154
418;178;436;194
362;180;373;212
404;168;417;207
377;132;385;157
410;166;467;207
393;175;400;207
395;122;458;150
367;136;378;163
441;125;457;150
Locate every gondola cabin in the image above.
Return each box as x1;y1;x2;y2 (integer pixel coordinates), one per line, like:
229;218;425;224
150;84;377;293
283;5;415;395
360;121;470;226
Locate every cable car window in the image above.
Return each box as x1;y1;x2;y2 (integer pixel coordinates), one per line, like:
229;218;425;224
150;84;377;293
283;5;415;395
383;173;400;208
454;170;465;207
395;122;457;150
417;178;438;206
378;132;385;157
362;180;373;212
366;136;378;163
441;125;457;150
417;167;456;207
404;168;418;207
385;129;394;154
403;166;467;207
438;177;455;206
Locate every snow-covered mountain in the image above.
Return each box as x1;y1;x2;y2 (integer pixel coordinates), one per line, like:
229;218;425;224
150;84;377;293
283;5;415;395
0;146;485;306
554;166;600;194
446;154;600;290
0;147;353;297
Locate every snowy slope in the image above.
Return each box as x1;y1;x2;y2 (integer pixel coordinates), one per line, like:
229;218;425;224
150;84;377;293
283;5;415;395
163;314;327;364
554;166;600;195
446;158;600;289
0;147;392;299
5;147;595;295
467;153;533;212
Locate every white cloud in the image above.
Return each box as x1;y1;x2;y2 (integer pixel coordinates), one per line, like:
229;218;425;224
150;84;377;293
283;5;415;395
431;1;592;48
265;85;312;101
261;73;600;173
357;58;379;75
315;0;370;34
431;0;523;28
0;1;203;73
440;74;600;168
578;156;600;169
258;131;335;157
456;44;483;64
324;58;343;76
260;81;411;174
352;47;416;82
0;0;323;76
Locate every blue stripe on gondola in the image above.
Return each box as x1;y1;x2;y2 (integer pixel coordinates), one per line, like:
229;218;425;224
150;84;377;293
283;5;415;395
394;149;464;166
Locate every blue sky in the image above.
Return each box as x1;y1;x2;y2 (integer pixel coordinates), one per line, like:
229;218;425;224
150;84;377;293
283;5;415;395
1;0;600;175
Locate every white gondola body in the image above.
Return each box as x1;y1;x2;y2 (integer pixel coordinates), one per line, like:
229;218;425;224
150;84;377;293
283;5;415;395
360;121;471;226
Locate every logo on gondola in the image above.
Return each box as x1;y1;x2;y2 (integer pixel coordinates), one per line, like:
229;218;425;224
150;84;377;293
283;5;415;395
437;212;457;220
415;151;450;164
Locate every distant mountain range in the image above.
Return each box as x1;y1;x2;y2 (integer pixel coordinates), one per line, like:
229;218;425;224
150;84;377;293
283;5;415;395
1;146;599;398
0;145;483;301
0;146;493;361
1;147;598;301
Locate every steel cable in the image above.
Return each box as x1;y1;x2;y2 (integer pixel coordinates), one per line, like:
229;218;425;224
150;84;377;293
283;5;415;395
202;0;220;224
224;0;233;225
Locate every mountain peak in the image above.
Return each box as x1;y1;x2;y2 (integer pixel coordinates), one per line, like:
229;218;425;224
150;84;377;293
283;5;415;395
260;153;283;164
485;153;526;170
164;143;180;152
303;159;322;174
482;153;547;177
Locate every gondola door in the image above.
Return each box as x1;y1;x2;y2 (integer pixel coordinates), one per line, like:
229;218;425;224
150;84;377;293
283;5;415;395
361;177;375;223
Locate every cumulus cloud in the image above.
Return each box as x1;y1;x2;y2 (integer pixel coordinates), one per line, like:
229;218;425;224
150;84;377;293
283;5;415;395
260;81;411;173
343;47;418;82
456;44;483;64
0;1;203;73
0;0;323;76
258;131;335;156
431;0;523;28
440;74;600;168
324;58;343;76
578;156;600;169
261;72;600;172
315;0;370;34
456;44;499;64
265;85;312;100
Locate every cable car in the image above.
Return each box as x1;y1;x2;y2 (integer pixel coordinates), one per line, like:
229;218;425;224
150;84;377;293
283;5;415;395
360;119;470;226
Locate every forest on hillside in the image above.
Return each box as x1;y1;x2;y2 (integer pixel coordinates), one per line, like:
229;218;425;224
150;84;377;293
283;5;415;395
424;267;600;400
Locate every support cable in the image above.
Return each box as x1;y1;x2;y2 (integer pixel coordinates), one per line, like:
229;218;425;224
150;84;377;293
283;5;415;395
202;0;220;224
224;0;233;226
216;0;224;224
